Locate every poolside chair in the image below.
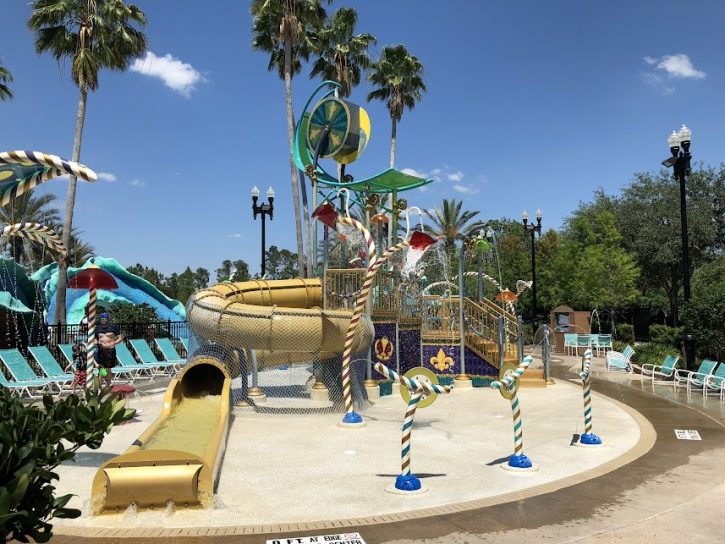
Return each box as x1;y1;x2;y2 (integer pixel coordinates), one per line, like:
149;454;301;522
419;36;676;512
179;337;189;355
564;334;577;356
28;346;75;385
129;339;181;374
704;364;725;404
672;358;715;390
641;354;680;384
0;372;47;399
59;343;141;383
115;343;161;381
606;345;635;373
576;334;592;356
0;349;67;394
593;334;612;357
154;338;187;366
687;361;721;397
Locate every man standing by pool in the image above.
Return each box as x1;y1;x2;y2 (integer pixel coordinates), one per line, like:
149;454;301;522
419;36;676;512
95;312;123;388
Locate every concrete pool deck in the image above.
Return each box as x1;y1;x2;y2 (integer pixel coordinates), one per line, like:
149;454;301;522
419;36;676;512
49;353;725;543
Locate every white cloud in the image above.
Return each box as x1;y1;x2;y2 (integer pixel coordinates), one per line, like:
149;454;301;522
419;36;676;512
453;184;472;194
97;172;116;182
129;178;145;187
447;170;464;182
228;233;242;238
401;168;428;178
642;54;705;94
130;51;205;97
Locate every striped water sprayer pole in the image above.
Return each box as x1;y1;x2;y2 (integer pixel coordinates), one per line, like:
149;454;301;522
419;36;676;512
85;286;98;381
374;363;452;490
578;348;602;445
337;216;377;423
491;355;533;468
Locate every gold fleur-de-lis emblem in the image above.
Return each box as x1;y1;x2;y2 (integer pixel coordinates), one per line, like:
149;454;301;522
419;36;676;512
430;348;454;371
375;336;394;361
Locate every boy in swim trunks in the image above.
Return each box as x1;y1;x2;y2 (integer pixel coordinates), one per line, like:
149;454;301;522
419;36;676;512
95;312;123;388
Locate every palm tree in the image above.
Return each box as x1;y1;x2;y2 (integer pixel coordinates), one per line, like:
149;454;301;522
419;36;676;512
0;192;61;265
28;0;147;324
310;7;376;99
425;199;485;254
367;45;426;169
0;61;13;101
251;0;328;278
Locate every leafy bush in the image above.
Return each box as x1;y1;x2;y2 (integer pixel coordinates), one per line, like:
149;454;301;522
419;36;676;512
649;324;683;349
634;342;681;368
615;323;634;344
681;257;725;361
0;386;135;543
612;340;627;353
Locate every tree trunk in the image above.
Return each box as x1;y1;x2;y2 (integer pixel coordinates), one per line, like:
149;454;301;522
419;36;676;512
54;86;88;325
299;168;313;278
387;117;398;249
284;39;305;277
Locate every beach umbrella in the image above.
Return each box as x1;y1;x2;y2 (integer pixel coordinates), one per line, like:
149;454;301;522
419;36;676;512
68;264;119;380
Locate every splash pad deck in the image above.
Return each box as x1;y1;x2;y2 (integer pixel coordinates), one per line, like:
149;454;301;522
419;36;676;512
53;376;647;533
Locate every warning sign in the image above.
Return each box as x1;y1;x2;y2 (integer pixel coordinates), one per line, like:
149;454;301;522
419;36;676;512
674;429;702;440
266;533;366;544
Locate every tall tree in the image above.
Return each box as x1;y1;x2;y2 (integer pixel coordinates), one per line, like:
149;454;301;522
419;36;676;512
251;0;327;278
126;263;167;290
0;60;13;100
310;7;376;98
366;44;426;169
28;0;147;324
193;267;210;289
215;259;233;283
425;199;485;255
0;192;60;265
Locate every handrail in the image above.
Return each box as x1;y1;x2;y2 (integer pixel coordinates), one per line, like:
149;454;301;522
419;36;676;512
491;355;532;390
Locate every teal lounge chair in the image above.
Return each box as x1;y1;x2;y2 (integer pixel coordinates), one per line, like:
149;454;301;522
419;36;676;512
0;349;66;393
114;343;160;381
641;354;680;384
687;361;721;397
606;345;634;373
60;343;141;383
154;338;187;366
593;334;612;357
28;346;75;384
673;358;715;390
704;364;725;404
0;372;46;398
129;339;180;374
180;337;189;354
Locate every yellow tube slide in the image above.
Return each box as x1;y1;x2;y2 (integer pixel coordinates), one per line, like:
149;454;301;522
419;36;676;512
91;358;231;513
186;278;372;365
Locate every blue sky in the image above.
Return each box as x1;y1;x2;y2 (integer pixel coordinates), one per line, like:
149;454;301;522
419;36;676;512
1;1;724;277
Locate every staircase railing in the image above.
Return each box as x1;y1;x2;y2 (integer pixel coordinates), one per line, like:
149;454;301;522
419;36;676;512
464;297;520;364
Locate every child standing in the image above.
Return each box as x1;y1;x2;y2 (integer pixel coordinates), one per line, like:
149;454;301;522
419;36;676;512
65;342;87;394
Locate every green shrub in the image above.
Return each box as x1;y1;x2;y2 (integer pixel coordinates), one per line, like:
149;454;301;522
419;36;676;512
649;324;683;349
681;257;725;361
0;386;135;543
612;340;628;353
615;323;634;344
107;302;158;324
633;342;680;368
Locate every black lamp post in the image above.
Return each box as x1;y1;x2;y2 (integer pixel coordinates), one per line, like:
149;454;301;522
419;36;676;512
662;124;695;369
252;185;275;277
522;208;542;334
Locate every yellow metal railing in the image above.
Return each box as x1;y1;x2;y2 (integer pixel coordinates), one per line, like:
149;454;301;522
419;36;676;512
463;297;518;364
421;295;461;339
324;268;366;310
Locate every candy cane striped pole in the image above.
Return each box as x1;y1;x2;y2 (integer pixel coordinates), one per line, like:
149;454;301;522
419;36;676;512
0;223;67;257
86;287;98;381
374;363;452;491
578;349;602;445
491;356;533;468
0;150;97;206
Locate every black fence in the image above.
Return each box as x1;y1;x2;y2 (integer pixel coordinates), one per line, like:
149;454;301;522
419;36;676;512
45;320;189;347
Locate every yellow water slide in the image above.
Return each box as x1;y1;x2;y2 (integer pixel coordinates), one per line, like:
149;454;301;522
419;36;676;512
91;358;231;513
185;278;372;366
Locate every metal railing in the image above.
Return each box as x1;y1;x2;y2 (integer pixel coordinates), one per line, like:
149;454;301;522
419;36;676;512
324;268;366;311
46;320;189;347
421;295;460;339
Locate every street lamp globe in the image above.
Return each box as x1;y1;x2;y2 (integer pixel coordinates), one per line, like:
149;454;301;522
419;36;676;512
267;186;275;199
521;210;529;223
668;130;680;153
679;124;692;150
535;208;542;221
251;185;260;198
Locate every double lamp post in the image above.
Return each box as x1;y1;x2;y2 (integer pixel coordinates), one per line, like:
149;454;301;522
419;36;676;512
662;124;695;369
522;208;542;334
251;185;275;277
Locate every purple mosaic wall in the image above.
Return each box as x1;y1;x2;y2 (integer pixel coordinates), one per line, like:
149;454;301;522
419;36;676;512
372;321;397;376
421;343;497;377
399;327;422;373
